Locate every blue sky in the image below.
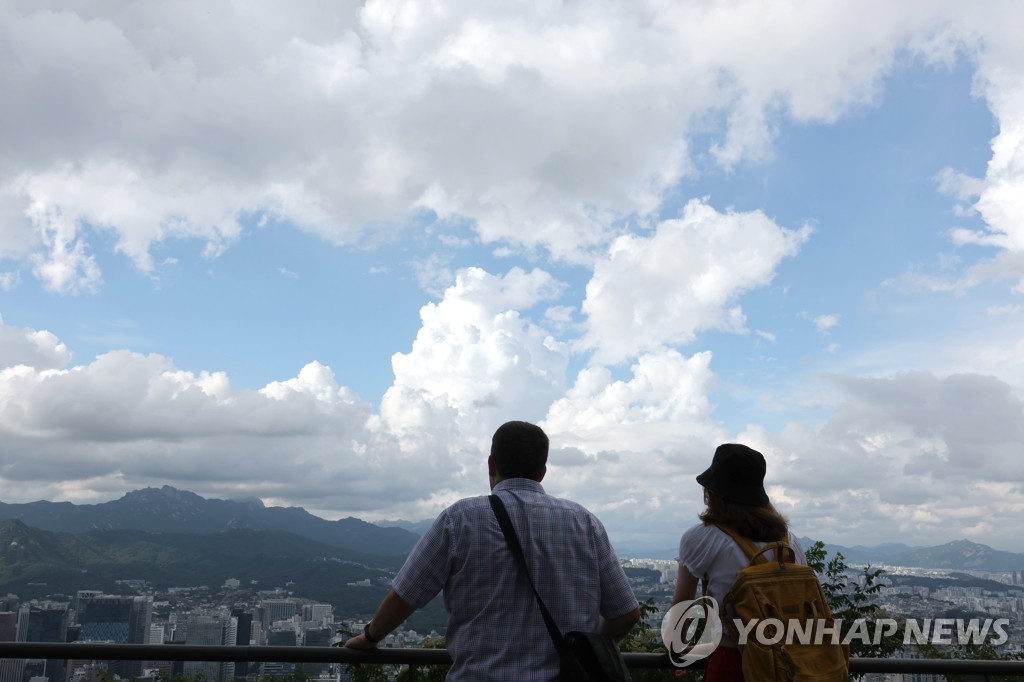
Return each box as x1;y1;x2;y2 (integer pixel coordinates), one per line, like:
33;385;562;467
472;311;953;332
2;1;1023;555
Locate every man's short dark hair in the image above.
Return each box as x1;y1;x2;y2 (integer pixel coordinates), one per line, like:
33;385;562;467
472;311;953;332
491;421;548;481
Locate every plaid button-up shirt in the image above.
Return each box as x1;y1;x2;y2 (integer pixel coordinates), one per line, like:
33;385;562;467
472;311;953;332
391;478;638;681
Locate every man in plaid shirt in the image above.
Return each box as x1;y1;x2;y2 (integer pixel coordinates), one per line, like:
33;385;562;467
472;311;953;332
346;420;641;680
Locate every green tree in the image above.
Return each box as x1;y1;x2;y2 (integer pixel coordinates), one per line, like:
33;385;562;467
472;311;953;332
619;597;679;681
917;631;1024;681
804;540;903;674
401;634;450;682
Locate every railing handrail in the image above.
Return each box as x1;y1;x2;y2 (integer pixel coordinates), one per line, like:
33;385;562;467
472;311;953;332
3;642;1024;675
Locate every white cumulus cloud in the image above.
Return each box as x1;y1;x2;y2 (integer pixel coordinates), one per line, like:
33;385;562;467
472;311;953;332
580;199;811;364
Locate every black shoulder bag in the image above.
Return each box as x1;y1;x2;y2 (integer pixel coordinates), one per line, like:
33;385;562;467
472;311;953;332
488;494;632;682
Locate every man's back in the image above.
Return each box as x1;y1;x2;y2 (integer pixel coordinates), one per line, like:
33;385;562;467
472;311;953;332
391;478;638;681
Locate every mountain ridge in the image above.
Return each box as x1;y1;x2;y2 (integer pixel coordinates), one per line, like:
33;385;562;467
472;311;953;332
0;486;419;556
4;487;1023;572
804;536;1024;572
623;536;1024;571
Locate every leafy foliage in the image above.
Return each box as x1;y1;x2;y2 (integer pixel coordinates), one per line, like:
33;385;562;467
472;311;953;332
619;598;679;681
807;541;1024;677
805;539;903;667
916;626;1024;680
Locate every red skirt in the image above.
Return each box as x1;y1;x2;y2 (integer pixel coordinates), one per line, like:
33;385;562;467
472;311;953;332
704;645;743;682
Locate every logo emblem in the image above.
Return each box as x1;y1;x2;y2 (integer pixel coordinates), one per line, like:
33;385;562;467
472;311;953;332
661;597;723;668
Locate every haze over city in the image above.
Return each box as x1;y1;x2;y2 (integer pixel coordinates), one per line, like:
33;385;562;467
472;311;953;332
1;1;1023;555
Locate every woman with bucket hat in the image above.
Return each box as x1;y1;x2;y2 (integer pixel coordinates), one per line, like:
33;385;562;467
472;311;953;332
671;443;807;681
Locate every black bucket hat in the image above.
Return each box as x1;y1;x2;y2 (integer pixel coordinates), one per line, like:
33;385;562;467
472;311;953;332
696;443;770;507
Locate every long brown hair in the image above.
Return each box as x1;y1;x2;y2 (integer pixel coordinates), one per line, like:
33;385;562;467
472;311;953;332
699;488;789;542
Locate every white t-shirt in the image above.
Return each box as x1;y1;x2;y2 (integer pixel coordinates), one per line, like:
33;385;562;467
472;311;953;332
676;523;807;608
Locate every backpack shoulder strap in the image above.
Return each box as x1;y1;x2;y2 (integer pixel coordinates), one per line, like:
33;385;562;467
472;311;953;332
720;522;798;565
713;524;764;563
714;524;798;566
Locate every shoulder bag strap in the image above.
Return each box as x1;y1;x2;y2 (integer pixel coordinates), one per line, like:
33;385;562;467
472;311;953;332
488;494;568;652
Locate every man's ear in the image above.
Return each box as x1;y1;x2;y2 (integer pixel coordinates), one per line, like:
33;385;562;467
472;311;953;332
538;464;546;482
488;455;497;477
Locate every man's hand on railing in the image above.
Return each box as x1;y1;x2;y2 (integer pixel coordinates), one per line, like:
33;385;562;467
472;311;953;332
341;588;416;650
344;630;378;650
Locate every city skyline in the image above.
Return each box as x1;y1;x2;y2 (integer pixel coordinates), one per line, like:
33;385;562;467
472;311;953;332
1;2;1023;553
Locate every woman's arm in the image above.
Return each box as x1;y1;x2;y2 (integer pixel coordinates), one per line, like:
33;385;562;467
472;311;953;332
672;564;700;604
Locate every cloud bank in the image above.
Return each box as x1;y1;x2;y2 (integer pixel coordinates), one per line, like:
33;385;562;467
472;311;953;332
1;1;1024;553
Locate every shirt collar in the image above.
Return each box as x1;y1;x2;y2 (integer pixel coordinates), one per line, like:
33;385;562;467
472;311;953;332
493;478;546;495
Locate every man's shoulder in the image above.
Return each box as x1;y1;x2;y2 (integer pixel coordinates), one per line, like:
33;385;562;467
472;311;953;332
440;494;492;517
537;495;612;537
443;486;602;524
544;493;599;516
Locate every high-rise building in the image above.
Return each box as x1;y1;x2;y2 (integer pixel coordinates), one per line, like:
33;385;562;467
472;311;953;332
264;627;297;678
77;595;153;643
301;603;334;624
183;616;225;682
303;626;333;647
301;626;334;677
147;623;166;644
229;609;257;680
230;609;253;645
260;598;300;629
76;595;153;678
221;615;238;682
72;591;103;621
12;604;69;682
0;614;21;682
17;605;67;643
0;613;16;642
185;615;225;644
250;620;264;647
0;660;22;682
137;622;171;682
267;627;297;646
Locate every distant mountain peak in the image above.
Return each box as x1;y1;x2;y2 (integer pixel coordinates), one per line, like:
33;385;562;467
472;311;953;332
940;539;988;550
122;485;203;501
230;496;265;508
807;536;1024;571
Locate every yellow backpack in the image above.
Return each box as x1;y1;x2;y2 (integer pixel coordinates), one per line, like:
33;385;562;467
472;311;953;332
717;525;850;682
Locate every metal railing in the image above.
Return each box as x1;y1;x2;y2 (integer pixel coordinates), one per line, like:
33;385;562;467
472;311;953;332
2;642;1024;679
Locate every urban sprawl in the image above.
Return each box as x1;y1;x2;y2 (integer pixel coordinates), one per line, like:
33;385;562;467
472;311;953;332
3;559;1023;682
